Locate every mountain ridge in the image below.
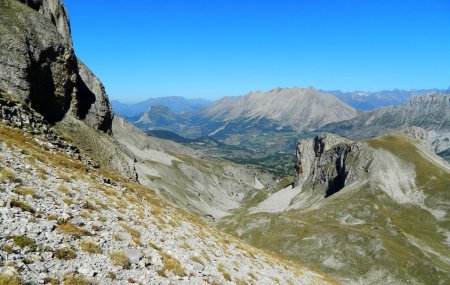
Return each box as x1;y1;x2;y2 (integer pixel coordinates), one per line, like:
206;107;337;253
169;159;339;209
219;129;450;284
130;87;360;140
196;87;359;133
111;96;212;118
319;92;450;161
325;88;444;110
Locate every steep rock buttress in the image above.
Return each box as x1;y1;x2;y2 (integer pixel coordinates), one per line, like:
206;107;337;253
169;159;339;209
0;0;113;133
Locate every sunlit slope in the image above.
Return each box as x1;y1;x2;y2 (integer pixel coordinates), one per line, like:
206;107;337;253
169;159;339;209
0;121;334;284
219;135;450;284
112;117;276;221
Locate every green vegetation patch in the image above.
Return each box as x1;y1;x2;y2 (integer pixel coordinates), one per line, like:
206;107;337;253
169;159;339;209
8;235;36;250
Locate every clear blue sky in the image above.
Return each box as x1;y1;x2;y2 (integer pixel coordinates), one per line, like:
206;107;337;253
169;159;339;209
65;0;450;102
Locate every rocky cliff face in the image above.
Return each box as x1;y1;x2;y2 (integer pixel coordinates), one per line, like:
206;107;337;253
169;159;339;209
294;133;350;185
75;60;114;133
302;142;371;198
293;133;372;206
20;0;72;46
0;0;112;133
294;129;441;205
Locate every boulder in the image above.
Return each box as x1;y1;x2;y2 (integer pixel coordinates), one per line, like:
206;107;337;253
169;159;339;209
124;248;143;264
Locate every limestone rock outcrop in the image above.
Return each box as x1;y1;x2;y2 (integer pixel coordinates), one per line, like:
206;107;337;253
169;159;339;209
76;60;113;133
294;133;372;199
20;0;72;46
0;0;113;133
304;142;371;197
294;133;350;185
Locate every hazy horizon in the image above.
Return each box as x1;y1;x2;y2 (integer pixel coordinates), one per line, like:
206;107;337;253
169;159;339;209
112;86;449;104
66;0;450;102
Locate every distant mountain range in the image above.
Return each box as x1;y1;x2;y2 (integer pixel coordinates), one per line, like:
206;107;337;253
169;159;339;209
320;92;450;138
111;96;212;118
320;92;450;161
113;88;449;137
117;88;450;165
122;87;450;161
325;89;445;110
112;88;447;122
128;87;359;138
196;87;359;133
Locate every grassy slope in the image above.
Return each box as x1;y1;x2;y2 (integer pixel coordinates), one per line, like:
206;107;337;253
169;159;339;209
218;135;450;284
0;124;335;284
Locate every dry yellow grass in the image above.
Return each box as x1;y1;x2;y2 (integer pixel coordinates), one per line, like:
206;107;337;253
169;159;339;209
119;222;141;239
109;251;130;269
12;186;37;198
82;201;97;211
0;273;22;285
160;250;186;276
47;214;58;221
201;249;212;263
57;223;87;237
218;263;232;281
57;171;71;182
113;233;124;241
79;210;92;220
63;198;74;205
80;240;102;254
180;242;191;250
8;235;36;250
54;248;77;260
57;185;70;195
190;256;205;266
43;277;59;285
38;172;47;180
0;168;19;183
63;273;89;285
136;208;145;219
